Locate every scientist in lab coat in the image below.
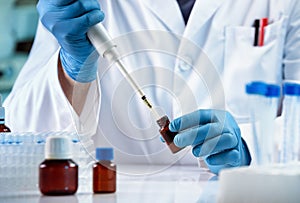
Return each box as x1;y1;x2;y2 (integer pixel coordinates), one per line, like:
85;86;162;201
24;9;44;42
4;0;300;174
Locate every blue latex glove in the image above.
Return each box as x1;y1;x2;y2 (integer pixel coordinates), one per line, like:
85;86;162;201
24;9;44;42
169;109;251;174
37;0;104;83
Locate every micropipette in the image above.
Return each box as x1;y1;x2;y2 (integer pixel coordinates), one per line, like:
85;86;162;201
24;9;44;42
87;23;160;119
87;23;184;154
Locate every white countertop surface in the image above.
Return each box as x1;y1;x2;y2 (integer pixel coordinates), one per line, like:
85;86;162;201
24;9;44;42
0;164;219;203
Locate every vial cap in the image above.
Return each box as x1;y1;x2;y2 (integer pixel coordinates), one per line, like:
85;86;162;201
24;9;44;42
45;135;72;159
156;115;169;128
245;81;267;95
283;83;300;96
95;147;114;161
265;84;281;97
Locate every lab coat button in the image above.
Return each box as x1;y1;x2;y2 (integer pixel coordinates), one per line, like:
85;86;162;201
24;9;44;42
178;57;192;71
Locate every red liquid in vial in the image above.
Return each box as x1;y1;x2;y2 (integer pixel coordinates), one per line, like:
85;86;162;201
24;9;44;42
39;159;78;195
0;124;10;132
93;160;116;193
157;115;183;153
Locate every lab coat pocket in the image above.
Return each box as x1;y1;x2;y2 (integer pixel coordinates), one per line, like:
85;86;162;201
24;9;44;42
223;15;288;121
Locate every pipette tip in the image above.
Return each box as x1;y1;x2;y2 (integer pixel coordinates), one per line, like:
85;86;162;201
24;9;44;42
141;96;152;108
141;95;161;119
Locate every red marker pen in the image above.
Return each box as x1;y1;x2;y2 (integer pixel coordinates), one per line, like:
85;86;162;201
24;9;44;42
259;18;268;46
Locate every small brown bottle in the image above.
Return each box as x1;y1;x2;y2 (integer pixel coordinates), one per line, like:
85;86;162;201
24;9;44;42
93;147;116;193
0;95;10;132
157;115;182;153
39;135;78;195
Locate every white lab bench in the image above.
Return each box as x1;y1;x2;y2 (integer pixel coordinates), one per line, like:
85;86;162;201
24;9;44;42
0;164;218;203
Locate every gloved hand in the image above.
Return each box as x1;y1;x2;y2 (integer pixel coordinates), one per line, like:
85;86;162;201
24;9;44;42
169;109;251;174
37;0;104;83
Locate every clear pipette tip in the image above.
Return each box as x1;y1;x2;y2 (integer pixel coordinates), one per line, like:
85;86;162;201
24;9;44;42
141;95;161;120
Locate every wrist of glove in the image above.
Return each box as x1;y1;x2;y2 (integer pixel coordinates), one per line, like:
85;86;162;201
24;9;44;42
60;48;99;83
169;109;251;174
37;0;104;83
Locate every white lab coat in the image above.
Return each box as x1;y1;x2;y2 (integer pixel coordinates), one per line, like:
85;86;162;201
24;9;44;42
4;0;300;166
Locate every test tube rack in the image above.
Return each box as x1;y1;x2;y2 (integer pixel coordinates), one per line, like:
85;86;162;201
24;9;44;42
0;132;95;196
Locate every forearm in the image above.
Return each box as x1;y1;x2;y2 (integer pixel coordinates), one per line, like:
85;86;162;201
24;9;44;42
37;0;103;116
4;51;76;132
58;56;91;116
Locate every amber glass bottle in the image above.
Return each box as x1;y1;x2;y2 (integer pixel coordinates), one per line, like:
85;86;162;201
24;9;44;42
0;95;10;132
39;135;78;195
157;115;182;153
93;148;116;193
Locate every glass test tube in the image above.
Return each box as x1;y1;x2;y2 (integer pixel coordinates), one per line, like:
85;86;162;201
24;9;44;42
246;82;267;165
246;82;281;165
263;84;280;164
281;82;300;163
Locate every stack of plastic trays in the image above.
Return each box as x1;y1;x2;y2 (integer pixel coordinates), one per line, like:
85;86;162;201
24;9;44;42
281;82;300;163
246;82;280;165
0;132;42;196
0;131;95;196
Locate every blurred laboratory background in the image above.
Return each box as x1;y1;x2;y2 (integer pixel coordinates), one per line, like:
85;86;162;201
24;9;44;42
0;0;39;100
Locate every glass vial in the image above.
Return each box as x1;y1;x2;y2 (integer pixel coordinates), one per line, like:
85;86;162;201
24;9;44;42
0;95;10;132
93;147;116;193
157;115;182;153
39;135;78;195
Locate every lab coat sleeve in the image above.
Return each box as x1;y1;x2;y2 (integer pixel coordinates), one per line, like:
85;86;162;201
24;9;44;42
283;0;300;80
3;21;100;136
